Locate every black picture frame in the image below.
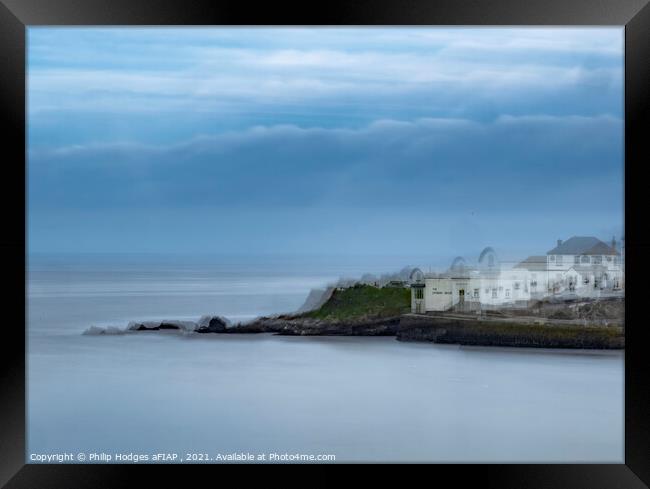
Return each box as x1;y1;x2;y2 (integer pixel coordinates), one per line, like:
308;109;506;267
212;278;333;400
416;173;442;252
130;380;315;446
1;0;648;485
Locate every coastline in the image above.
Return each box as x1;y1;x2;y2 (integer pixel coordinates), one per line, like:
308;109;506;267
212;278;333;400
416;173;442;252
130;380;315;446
223;287;624;349
85;286;624;350
227;311;624;350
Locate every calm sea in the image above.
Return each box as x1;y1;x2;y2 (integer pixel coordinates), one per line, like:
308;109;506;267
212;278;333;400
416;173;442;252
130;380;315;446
27;254;624;463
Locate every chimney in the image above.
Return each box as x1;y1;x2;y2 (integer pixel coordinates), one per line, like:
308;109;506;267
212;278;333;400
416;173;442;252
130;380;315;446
557;239;563;247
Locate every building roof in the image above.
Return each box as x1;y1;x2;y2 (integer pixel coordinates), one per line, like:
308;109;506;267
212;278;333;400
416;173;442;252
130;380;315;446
514;255;547;271
546;236;619;256
424;270;474;279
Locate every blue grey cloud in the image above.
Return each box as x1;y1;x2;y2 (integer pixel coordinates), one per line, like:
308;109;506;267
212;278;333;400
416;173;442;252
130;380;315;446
29;115;622;214
27;28;624;255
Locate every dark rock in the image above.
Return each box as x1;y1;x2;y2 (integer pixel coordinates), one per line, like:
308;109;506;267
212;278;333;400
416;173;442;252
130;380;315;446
159;323;181;330
137;324;157;331
548;309;574;320
523;297;624;321
127;320;196;332
128;321;163;331
196;315;231;333
228;315;401;336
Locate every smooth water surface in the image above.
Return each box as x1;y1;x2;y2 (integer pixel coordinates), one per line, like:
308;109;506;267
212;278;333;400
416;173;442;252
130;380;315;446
27;255;624;463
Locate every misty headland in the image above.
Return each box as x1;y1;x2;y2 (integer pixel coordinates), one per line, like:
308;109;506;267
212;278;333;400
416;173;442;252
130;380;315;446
84;266;624;350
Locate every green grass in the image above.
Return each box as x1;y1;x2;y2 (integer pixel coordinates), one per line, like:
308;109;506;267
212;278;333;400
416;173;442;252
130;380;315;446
303;284;411;320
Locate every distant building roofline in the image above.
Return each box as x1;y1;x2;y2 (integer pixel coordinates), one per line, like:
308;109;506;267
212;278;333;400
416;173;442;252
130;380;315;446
514;255;547;271
546;236;619;256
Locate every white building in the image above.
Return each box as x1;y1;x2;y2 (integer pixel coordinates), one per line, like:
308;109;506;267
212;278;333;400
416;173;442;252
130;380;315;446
410;236;623;313
542;236;623;295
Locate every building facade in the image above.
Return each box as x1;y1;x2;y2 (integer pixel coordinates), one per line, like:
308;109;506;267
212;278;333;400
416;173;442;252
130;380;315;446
410;236;623;313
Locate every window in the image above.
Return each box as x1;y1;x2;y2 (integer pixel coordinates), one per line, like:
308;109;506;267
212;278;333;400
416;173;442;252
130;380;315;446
574;255;580;264
581;255;590;264
614;257;619;265
550;255;555;261
556;255;563;265
473;289;479;298
514;282;520;290
492;289;497;299
606;256;612;262
594;256;603;264
414;288;424;299
485;288;490;294
505;289;510;298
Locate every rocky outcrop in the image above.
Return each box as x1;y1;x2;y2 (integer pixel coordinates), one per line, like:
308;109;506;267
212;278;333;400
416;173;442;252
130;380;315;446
122;317;232;333
127;320;197;332
510;297;624;321
196;315;231;333
86;293;624;350
230;315;400;336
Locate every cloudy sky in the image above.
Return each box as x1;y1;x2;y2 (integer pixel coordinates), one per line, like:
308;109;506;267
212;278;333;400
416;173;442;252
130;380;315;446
27;28;624;259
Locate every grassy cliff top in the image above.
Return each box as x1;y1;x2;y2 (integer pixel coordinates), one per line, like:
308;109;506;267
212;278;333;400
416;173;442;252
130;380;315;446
303;284;410;320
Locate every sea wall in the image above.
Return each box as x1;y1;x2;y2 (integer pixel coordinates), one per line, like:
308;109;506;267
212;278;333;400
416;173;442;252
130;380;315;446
396;314;624;349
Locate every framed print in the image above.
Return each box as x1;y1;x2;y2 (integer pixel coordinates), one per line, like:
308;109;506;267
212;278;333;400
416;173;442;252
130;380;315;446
1;0;649;486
